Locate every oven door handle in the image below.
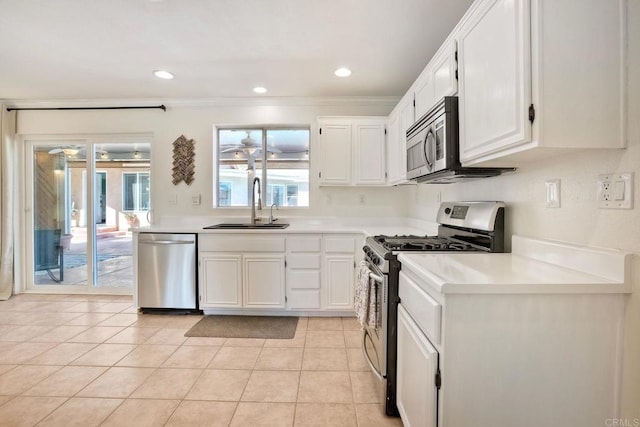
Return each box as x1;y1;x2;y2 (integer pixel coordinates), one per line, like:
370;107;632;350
362;330;383;381
368;271;384;284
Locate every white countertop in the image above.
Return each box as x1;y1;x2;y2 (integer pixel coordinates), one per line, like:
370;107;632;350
399;235;632;295
133;217;437;237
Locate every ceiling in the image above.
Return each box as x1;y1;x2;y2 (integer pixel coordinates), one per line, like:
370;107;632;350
0;0;473;101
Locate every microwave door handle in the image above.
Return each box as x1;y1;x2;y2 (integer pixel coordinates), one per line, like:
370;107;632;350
424;129;434;170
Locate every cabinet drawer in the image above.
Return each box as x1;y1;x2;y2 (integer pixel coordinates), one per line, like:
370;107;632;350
287;254;320;269
324;236;356;253
287;290;321;309
287;235;321;253
287;270;321;290
199;234;285;252
398;271;442;345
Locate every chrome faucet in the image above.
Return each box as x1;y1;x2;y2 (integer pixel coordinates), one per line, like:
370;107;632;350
250;177;262;224
269;203;278;224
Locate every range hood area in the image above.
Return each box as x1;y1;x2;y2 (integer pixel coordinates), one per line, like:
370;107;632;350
405;96;515;184
414;166;516;184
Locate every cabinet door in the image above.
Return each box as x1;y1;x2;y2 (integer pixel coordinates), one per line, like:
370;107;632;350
319;121;352;185
353;121;386;185
414;71;434;121
200;254;242;308
457;0;531;162
399;96;415;178
386;110;402;186
243;254;285;308
324;255;355;310
432;40;458;101
397;304;438;427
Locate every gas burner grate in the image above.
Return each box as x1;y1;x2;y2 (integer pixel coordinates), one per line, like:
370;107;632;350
373;235;473;252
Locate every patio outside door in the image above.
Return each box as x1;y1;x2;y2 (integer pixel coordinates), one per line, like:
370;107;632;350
26;138;151;293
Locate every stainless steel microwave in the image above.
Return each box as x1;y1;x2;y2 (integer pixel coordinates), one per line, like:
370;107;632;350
406;96;514;183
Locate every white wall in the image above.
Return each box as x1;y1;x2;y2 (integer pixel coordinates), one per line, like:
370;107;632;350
16;101;408;223
407;1;640;419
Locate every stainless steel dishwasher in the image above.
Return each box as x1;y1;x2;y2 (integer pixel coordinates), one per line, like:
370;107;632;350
137;233;197;311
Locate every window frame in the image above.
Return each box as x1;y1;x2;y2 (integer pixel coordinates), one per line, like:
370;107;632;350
122;171;150;212
213;125;310;209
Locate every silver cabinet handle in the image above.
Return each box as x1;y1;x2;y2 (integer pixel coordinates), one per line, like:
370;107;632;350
139;240;195;245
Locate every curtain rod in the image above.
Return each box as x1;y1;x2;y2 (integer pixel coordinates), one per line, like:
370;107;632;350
6;105;166;112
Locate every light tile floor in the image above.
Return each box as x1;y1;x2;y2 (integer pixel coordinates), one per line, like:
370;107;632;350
0;294;403;426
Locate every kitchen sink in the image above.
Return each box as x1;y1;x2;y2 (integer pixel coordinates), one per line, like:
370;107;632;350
203;223;290;230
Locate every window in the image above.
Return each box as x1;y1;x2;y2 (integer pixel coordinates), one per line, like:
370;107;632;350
215;127;309;207
286;185;299;206
123;172;150;211
219;182;232;206
267;184;285;206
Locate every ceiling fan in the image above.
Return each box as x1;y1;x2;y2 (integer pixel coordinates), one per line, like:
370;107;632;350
48;145;106;156
220;131;282;155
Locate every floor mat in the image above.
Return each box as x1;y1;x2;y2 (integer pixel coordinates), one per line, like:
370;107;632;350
185;315;299;339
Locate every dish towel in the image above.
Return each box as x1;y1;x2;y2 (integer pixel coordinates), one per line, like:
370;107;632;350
355;260;378;328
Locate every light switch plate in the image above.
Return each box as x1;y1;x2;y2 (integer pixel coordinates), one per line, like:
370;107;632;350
597;173;633;209
545;179;561;208
168;194;177;205
192;194;201;206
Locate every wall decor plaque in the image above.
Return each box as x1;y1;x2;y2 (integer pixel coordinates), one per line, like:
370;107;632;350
172;134;195;185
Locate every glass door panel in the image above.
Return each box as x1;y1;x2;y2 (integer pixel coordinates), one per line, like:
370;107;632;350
33;145;88;286
94;143;150;288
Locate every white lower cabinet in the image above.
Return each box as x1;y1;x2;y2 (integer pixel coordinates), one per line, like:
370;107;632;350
323;255;355;310
322;235;359;310
200;254;242;308
286;235;322;310
198;234;285;310
199;233;360;313
243;254;285;308
200;252;285;309
396;304;438;427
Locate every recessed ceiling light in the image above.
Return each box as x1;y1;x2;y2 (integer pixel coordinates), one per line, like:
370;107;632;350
253;86;268;94
153;70;174;80
334;67;352;77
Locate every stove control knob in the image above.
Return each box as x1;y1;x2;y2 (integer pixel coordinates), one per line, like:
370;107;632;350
444;207;451;215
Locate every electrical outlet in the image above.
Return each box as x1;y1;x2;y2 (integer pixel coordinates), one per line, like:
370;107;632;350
168;194;177;205
359;194;366;205
191;194;201;206
597;173;633;209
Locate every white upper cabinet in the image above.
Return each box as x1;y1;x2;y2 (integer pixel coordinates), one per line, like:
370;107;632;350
414;70;435;122
458;0;531;163
457;0;626;166
432;40;459;107
354;121;386;185
386;110;402;186
318;119;352;185
318;117;387;186
414;40;459;121
387;92;416;186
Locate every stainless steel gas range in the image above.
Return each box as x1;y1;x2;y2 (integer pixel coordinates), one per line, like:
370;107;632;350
360;201;506;416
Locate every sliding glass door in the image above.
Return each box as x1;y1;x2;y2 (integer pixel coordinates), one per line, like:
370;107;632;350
26;137;151;293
